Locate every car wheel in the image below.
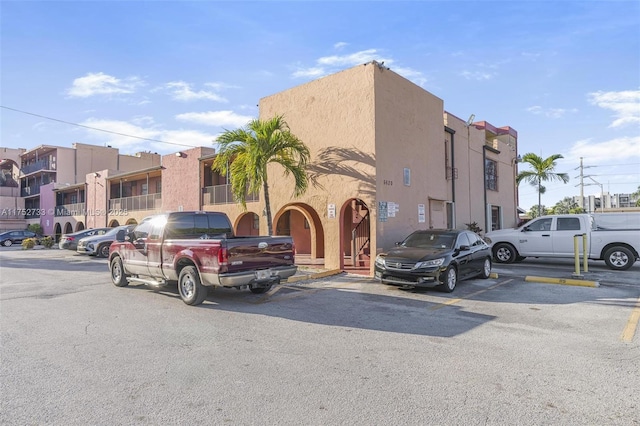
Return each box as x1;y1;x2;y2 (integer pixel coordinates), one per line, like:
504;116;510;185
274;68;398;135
110;256;129;287
603;246;635;271
480;257;492;279
250;284;272;294
493;243;517;263
178;266;207;306
3;240;12;247
97;244;110;258
438;266;457;293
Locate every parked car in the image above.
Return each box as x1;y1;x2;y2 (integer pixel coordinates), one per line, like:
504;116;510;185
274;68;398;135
59;228;111;250
77;225;134;257
374;229;492;292
0;230;42;247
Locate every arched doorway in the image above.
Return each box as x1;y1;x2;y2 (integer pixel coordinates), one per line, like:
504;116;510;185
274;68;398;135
108;220;120;227
235;212;260;236
75;222;85;232
274;203;324;265
54;223;62;242
64;222;73;235
339;198;370;273
126;218;138;225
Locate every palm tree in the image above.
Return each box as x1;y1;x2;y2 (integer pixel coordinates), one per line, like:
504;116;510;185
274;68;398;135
632;185;640;207
212;115;310;235
517;153;570;217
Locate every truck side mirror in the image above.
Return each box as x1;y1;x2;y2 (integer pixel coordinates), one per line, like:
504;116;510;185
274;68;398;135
115;229;126;242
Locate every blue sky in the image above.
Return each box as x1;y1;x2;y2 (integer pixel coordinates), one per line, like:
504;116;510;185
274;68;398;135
1;1;639;211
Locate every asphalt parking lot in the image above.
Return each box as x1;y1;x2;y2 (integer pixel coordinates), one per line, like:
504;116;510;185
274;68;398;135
1;247;639;425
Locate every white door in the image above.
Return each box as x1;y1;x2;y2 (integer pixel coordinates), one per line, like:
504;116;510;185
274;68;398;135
518;217;553;256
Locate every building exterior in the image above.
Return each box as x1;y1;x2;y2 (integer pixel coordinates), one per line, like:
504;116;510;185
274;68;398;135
3;63;524;276
0;147;26;231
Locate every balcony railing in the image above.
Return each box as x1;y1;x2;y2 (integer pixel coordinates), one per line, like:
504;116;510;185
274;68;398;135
21;186;41;197
109;193;162;212
55;202;87;217
202;184;259;205
20;159;53;175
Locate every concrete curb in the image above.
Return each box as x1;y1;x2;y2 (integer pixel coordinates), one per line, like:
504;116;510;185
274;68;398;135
287;268;343;283
524;275;600;288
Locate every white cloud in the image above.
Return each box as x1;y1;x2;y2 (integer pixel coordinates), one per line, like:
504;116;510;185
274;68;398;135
588;89;640;128
459;70;495;81
526;106;578;118
66;72;144;98
567;136;640;162
79;118;217;155
334;42;348;50
175;111;253;128
292;48;427;86
162;81;228;102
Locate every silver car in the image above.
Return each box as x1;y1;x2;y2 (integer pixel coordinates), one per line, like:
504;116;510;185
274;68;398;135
76;225;134;258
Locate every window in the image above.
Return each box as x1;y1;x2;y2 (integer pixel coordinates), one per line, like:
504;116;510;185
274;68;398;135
165;213;233;239
133;221;152;240
485;158;498;191
141;183;148;196
557;218;581;231
491;206;501;231
527;218;552;231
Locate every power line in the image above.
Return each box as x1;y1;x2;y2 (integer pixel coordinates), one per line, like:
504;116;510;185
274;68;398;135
1;105;201;148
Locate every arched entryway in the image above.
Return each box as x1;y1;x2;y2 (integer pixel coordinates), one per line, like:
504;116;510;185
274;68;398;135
339;198;370;274
53;223;62;242
108;219;120;227
63;222;73;235
273;203;324;265
125;218;138;225
235;212;260;236
75;222;85;232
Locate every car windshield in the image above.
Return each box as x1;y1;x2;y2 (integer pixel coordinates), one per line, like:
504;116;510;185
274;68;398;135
104;227;121;236
402;232;454;249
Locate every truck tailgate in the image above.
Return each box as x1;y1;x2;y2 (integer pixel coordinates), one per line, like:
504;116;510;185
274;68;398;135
225;236;295;272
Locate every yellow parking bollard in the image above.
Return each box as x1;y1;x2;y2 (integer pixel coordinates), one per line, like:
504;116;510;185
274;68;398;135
582;233;588;273
573;234;583;278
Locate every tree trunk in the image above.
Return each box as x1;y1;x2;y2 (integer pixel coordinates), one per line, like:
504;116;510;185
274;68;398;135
263;179;273;236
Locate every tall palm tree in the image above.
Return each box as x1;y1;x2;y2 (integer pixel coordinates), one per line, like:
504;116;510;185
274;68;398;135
212;115;310;235
517;153;570;217
632;185;640;207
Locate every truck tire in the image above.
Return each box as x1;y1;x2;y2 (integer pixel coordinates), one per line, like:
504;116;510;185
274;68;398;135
603;246;635;271
493;243;517;264
110;256;129;287
178;266;208;306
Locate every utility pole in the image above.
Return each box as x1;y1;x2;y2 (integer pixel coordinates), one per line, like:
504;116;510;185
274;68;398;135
579;157;584;211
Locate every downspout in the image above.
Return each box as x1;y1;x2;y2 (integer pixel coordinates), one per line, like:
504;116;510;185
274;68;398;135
445;126;456;228
482;146;488;233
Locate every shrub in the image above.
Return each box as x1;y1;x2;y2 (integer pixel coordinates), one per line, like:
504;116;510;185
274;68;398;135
465;222;483;234
41;236;54;248
27;223;43;235
22;238;36;250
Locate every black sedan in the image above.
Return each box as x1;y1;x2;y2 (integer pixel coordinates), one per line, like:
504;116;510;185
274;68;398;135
0;230;41;247
374;229;492;292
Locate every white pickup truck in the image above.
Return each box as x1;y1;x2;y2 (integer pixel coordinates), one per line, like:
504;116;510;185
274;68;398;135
484;214;640;270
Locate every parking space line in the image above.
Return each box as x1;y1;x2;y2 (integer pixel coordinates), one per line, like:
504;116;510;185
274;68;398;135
429;279;513;311
621;297;640;343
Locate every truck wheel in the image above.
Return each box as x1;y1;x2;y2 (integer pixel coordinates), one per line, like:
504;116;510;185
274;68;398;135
98;244;110;258
110;256;129;287
493;243;517;263
604;246;635;271
250;284;272;294
438;266;457;293
178;266;207;306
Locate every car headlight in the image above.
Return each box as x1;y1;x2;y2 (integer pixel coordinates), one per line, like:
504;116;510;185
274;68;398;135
483;236;492;244
413;258;445;269
375;255;386;267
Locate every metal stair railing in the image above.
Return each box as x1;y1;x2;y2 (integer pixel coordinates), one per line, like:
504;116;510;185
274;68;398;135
351;210;370;266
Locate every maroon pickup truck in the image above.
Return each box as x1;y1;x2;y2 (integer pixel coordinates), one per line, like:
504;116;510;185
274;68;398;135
108;211;297;306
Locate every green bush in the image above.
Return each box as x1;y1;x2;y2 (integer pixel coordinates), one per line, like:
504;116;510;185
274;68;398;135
465;222;483;234
27;223;43;235
22;238;36;250
41;236;54;248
